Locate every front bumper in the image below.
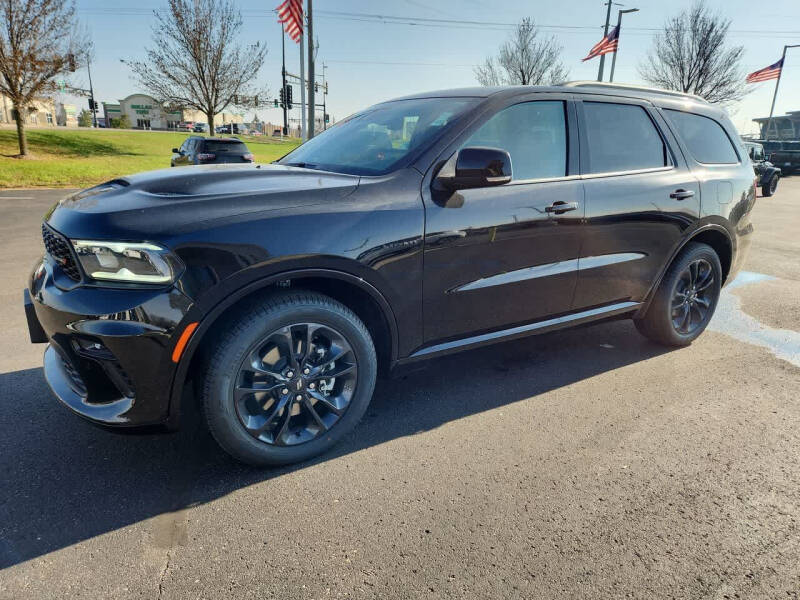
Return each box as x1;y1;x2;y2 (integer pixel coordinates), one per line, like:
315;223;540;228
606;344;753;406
27;255;194;427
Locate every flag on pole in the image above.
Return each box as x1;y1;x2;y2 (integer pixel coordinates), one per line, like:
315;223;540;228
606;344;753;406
277;0;303;43
582;25;620;62
746;58;784;83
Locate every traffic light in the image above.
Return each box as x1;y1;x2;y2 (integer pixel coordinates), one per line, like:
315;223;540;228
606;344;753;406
233;95;239;104
67;53;76;72
88;99;95;110
254;95;258;106
285;85;293;110
273;99;279;108
278;87;285;109
324;113;330;124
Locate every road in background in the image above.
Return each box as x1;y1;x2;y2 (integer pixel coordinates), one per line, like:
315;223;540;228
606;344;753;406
1;183;798;598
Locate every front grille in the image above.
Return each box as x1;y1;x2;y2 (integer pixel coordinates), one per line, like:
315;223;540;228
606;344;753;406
59;352;88;397
42;224;81;281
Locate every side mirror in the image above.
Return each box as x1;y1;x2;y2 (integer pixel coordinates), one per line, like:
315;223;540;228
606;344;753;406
438;147;512;191
172;148;180;154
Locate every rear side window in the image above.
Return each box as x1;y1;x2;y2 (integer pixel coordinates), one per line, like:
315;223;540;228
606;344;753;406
462;101;567;181
202;141;248;153
583;102;669;173
663;109;739;164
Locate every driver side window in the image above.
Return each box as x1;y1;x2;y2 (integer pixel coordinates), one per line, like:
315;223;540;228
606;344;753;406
462;101;567;181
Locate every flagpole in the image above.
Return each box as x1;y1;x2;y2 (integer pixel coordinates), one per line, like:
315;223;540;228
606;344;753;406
281;22;288;136
609;8;638;83
764;45;800;141
299;7;306;141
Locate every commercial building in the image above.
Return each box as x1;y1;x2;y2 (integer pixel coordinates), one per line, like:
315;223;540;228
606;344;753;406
102;93;244;130
753;111;800;140
56;103;78;127
0;93;57;127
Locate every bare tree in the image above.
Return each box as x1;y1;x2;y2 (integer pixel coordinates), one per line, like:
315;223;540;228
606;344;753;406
0;0;88;156
638;2;746;104
125;0;266;135
475;18;569;87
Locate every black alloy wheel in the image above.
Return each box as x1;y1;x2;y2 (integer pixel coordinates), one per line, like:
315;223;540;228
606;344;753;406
234;322;357;447
670;259;715;335
634;242;722;347
202;291;377;466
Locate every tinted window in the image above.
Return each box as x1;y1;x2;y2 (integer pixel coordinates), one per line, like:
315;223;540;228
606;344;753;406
279;98;477;175
462;101;567;180
203;141;248;153
664;109;739;164
584;102;668;173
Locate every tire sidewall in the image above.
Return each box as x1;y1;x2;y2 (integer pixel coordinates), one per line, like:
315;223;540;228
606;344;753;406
204;296;377;466
642;243;722;346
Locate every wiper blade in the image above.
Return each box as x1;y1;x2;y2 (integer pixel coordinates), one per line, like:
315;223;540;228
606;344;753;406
284;161;318;169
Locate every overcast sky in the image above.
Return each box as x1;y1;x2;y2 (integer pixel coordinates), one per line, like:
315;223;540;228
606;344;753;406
68;0;800;134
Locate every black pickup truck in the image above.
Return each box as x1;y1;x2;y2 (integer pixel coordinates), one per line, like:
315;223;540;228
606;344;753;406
759;140;800;175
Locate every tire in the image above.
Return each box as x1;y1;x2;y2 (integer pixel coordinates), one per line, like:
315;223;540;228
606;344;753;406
761;174;778;197
202;290;377;466
635;242;722;347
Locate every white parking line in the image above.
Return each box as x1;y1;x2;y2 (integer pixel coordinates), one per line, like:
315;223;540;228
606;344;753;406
0;196;34;200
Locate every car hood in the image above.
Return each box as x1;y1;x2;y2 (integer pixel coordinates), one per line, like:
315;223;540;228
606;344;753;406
45;164;360;240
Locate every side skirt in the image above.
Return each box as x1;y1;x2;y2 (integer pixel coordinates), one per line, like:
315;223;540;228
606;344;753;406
398;301;641;364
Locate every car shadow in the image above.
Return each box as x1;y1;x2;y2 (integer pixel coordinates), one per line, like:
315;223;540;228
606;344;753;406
0;319;673;569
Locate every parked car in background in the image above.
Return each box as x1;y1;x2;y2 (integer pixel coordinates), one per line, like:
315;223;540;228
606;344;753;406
760;140;800;174
26;82;756;467
744;141;780;197
177;122;194;132
193;122;208;133
216;123;242;135
170;137;254;166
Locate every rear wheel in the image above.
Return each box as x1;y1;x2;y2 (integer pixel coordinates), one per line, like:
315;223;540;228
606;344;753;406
762;174;779;197
202;291;377;466
635;242;722;347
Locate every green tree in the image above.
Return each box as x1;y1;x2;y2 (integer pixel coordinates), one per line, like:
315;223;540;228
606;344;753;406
77;109;92;127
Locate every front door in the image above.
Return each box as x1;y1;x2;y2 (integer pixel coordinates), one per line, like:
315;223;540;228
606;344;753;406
421;98;584;346
572;98;701;310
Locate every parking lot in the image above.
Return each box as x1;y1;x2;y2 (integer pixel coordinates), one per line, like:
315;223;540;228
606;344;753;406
1;181;799;598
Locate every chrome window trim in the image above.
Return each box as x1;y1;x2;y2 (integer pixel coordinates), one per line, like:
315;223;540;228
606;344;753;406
579;165;676;180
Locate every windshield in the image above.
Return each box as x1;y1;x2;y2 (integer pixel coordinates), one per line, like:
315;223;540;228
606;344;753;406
278;97;478;175
203;141;248;153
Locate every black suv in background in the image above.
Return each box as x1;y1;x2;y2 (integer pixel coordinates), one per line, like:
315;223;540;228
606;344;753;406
171;137;254;166
26;82;756;466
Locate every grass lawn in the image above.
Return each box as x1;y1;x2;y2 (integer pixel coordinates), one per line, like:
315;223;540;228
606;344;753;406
0;128;301;188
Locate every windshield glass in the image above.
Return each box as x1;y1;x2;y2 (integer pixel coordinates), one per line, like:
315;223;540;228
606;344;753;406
204;141;248;153
278;97;478;175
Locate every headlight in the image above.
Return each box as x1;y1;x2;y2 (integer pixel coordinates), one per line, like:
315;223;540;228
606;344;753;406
71;240;181;284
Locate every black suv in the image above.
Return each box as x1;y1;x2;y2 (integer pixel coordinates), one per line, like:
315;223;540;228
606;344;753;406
171;137;254;166
25;83;756;466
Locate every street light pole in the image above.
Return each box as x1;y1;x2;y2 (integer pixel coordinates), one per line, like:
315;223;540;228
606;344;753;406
609;8;638;83
597;0;613;82
307;0;315;139
280;21;288;136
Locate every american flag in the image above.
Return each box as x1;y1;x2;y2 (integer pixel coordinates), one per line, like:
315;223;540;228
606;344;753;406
582;25;620;62
746;58;784;83
277;0;303;43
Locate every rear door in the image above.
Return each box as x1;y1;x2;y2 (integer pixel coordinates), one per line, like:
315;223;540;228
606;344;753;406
572;97;701;310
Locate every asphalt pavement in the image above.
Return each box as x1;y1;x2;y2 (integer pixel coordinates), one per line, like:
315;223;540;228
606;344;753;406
1;182;798;599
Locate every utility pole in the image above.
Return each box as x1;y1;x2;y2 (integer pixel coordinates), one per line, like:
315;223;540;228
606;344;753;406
597;0;613;82
322;63;327;130
306;0;315;139
86;52;97;128
764;45;800;141
280;22;288;136
608;8;638;83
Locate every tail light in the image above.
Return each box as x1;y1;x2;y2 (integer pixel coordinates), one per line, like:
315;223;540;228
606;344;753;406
197;153;216;161
243;153;254;162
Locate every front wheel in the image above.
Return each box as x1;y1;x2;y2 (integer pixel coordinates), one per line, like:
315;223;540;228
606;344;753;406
201;291;377;466
762;174;779;197
635;242;722;347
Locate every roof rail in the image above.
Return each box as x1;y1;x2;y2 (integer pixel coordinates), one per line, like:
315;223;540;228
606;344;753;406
562;81;709;104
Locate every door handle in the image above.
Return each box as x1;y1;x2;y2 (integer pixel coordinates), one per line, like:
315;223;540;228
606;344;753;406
545;201;578;214
669;189;695;200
